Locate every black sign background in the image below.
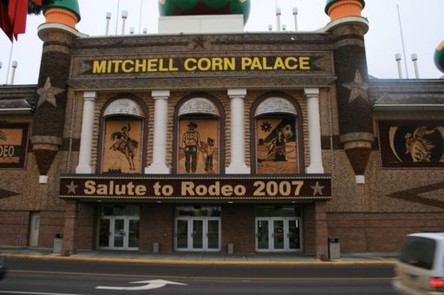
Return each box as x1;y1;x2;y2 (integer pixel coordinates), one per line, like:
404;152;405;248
60;174;331;201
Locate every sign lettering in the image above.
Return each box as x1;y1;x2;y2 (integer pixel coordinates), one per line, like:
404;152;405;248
0;124;28;168
91;56;314;74
60;175;331;201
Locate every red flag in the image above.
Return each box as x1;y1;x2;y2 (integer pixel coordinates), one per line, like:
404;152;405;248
0;0;42;41
0;0;13;40
7;0;28;40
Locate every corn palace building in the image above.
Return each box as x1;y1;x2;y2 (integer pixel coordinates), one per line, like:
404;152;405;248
0;0;443;258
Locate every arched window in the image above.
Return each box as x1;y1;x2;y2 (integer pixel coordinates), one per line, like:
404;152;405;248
175;96;224;174
100;98;147;174
252;96;303;174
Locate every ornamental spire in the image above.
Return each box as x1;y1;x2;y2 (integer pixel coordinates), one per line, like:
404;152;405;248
44;0;80;28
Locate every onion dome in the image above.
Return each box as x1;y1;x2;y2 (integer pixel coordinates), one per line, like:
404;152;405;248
434;40;444;74
159;0;250;24
325;0;365;21
44;0;81;28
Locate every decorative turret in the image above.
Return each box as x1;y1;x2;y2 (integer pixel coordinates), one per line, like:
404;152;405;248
324;0;373;183
32;0;81;183
44;0;81;28
325;0;365;21
159;0;250;24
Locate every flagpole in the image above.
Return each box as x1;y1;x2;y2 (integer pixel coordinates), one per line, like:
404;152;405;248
5;42;14;84
397;4;409;79
115;0;121;35
139;0;143;34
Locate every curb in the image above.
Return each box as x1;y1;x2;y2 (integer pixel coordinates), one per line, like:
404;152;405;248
2;253;397;266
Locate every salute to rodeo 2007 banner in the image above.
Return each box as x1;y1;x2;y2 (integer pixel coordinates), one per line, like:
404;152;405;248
60;175;331;201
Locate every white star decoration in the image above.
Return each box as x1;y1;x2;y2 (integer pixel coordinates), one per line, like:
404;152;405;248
342;70;369;104
66;181;78;194
37;77;64;108
311;181;324;196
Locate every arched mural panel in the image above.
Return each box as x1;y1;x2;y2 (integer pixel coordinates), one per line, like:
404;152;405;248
102;118;144;173
256;116;298;174
178;118;219;174
100;97;146;174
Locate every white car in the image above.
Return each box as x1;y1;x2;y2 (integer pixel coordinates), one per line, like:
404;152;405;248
393;232;444;294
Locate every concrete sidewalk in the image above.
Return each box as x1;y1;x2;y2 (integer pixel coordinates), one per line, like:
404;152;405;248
0;247;398;265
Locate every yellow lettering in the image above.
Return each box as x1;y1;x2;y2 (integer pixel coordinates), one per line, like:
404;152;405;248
134;59;147;72
273;57;285;70
147;59;158;72
122;60;134;73
211;57;223;71
168;59;179;71
107;60;113;73
285;57;298;70
250;57;262;70
241;57;252;70
299;56;310;70
262;57;273;70
184;58;197;71
196;58;210;71
112;60;123;73
159;58;169;72
92;60;107;74
224;57;236;70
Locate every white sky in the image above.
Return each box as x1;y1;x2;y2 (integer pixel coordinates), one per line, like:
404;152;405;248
0;0;443;85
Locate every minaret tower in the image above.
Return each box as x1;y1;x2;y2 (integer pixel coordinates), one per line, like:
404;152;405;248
325;0;373;183
32;0;81;183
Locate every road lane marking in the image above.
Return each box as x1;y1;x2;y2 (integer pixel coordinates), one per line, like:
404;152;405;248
96;279;187;291
0;291;87;295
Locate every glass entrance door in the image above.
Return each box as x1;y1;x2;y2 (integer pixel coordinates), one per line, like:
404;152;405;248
256;217;301;252
98;205;140;251
98;216;139;250
175;217;220;251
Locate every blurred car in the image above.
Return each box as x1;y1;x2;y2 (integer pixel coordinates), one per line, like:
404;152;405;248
0;254;5;280
392;232;444;294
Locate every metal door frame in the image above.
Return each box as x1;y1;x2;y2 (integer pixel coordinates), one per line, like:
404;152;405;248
174;216;221;252
255;217;302;252
97;216;139;250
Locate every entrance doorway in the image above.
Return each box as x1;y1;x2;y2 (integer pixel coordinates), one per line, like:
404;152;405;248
29;212;40;247
97;205;139;250
255;207;302;252
175;207;221;252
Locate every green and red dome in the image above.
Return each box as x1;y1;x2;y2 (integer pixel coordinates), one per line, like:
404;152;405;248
45;0;81;21
159;0;250;24
434;40;444;74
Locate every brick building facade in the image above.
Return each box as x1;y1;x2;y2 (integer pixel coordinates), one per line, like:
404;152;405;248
0;0;443;258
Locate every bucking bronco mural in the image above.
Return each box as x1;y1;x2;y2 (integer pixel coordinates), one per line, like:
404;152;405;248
102;120;143;173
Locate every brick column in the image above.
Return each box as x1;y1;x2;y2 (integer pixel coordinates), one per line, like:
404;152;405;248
62;200;79;255
314;201;328;259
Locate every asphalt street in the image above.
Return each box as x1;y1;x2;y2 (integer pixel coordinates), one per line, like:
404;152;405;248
0;257;397;294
